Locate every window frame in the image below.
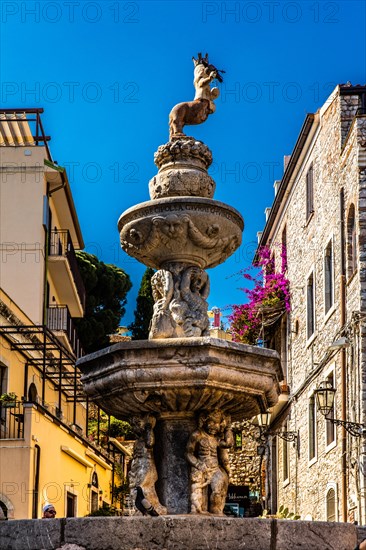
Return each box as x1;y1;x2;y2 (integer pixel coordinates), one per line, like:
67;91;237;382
306;270;316;344
306;164;314;221
347;203;357;279
65;486;78;518
324;366;337;452
324;237;335;318
325;483;338;522
281;225;287;272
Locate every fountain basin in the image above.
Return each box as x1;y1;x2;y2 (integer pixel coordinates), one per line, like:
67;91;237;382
78;337;282;422
118;197;244;269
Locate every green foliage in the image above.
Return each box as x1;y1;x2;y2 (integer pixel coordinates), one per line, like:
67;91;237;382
128;267;155;340
88;409;134;442
108;418;134;439
74;251;132;352
0;392;17;402
112;464;129;505
260;505;301;520
86;504;119;516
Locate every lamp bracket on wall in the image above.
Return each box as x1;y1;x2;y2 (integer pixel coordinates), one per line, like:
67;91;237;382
329;418;365;438
271;430;298;443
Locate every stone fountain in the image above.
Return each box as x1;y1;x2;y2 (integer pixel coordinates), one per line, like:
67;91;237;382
78;54;282;516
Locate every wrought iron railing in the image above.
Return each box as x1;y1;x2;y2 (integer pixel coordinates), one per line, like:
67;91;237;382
0;401;24;439
46;305;84;358
49;230;86;309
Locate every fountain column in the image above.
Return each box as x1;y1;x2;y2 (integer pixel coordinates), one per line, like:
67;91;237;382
154;412;196;514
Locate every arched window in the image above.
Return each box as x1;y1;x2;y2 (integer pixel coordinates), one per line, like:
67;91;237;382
28;383;38;403
326;488;336;521
91;472;99;488
90;471;99;513
347;204;357;278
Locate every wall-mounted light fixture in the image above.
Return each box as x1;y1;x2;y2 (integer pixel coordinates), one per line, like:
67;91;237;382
256;412;299;444
327;337;350;351
314;381;365;438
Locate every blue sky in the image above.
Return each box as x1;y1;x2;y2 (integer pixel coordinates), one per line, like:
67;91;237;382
1;1;365;326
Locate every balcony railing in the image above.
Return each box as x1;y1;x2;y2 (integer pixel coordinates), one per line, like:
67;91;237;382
0;402;24;439
47;305;84;358
0;108;52;161
49;230;86;310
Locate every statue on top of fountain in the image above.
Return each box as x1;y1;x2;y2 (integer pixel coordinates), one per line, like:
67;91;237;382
169;53;224;140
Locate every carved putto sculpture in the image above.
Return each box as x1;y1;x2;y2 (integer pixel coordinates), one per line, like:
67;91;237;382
169;53;224;140
149;264;210;339
186;409;234;515
128;414;167;515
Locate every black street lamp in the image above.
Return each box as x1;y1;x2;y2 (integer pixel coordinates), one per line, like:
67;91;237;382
315;381;366;438
257;412;271;430
256;413;298;444
314;380;336;416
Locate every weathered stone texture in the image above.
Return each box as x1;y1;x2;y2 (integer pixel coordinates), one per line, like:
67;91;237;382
0;517;360;550
266;88;366;521
0;518;62;550
276;519;356;550
64;516;273;550
228;422;261;490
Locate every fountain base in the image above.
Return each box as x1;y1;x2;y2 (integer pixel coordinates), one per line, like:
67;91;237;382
78;337;282;515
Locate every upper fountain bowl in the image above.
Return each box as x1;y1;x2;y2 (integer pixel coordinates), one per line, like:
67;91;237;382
118;197;244;270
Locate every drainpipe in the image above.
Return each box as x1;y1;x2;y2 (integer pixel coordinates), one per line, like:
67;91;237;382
340;188;347;522
340;277;347;522
32;445;40;518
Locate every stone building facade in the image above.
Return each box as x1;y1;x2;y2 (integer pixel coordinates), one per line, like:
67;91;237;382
256;84;366;523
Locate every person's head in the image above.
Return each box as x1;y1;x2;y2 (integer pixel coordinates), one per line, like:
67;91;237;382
42;504;56;518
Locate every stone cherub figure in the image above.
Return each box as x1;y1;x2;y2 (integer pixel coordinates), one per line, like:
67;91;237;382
128;414;167;515
149;265;210;339
185;409;234;515
169;53;224;140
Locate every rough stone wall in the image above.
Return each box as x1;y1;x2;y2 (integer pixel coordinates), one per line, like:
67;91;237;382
266;89;366;521
341;94;361;145
355;115;366;522
228;423;261;490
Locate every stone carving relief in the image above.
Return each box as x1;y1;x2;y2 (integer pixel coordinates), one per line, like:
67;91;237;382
120;212;241;270
185;409;234;515
149;264;210;339
128;414;167;515
154;139;213;170
149;169;216;200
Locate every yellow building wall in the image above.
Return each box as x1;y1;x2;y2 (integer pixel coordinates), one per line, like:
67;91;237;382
0;291;116;519
27;406;112;518
0;405;113;519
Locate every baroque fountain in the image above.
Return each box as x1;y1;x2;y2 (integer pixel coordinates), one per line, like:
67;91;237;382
78;54;282;516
